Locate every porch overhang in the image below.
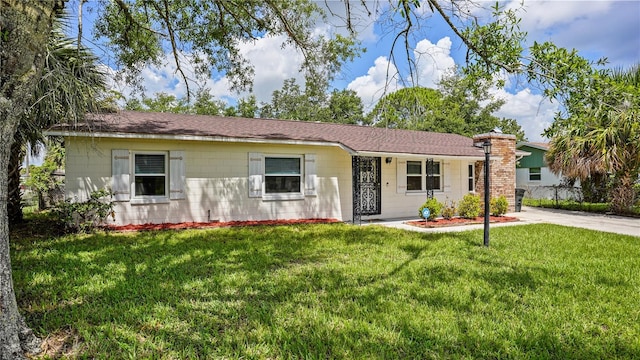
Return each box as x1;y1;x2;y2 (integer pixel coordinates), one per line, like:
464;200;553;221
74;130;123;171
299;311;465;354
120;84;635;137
353;150;485;161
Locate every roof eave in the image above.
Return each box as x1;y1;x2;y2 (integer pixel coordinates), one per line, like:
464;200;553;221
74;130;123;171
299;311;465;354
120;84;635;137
355;150;485;160
45;130;357;155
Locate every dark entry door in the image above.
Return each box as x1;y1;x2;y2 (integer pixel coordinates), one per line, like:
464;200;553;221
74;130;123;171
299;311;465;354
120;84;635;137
352;156;381;223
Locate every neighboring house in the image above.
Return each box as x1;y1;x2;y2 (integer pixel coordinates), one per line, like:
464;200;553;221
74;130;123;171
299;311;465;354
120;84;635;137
516;142;579;199
47;111;517;225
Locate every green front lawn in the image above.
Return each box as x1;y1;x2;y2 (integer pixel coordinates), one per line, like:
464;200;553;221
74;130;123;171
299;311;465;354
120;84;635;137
12;222;640;359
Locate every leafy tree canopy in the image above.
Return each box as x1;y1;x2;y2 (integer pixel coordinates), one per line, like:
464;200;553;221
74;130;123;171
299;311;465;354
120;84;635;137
260;79;365;124
367;71;526;140
124;89;258;117
93;0;360;98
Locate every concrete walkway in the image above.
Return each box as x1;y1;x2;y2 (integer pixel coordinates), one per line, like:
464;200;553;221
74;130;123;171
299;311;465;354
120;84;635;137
365;206;640;237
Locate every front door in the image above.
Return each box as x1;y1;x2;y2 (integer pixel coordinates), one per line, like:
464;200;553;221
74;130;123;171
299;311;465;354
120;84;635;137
352;156;381;223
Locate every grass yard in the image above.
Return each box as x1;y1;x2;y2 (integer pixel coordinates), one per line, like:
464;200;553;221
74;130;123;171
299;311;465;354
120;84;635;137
11;221;640;359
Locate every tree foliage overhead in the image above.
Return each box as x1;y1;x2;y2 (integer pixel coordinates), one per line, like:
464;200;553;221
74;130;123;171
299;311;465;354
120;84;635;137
92;0;359;98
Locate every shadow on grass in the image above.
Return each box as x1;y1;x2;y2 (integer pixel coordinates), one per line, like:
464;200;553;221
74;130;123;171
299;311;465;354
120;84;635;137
11;222;640;359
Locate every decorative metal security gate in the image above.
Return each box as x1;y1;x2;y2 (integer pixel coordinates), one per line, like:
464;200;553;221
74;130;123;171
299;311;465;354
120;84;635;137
352;156;381;224
426;158;435;200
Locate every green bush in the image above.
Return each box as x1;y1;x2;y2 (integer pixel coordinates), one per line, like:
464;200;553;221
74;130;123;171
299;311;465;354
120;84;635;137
53;189;114;233
490;195;509;216
418;198;443;220
458;194;481;219
442;199;456;220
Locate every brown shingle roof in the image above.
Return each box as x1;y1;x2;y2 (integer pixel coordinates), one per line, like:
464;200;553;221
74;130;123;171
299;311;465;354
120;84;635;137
53;111;485;157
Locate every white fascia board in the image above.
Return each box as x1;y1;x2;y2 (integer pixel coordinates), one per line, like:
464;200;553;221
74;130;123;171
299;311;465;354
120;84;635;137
45;130;357;154
355;151;485;161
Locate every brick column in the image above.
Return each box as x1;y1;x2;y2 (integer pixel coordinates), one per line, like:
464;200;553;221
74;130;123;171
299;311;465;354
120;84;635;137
473;132;517;212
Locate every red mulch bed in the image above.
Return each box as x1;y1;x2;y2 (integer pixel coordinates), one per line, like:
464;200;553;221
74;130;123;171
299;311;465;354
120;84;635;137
106;218;341;232
405;216;518;228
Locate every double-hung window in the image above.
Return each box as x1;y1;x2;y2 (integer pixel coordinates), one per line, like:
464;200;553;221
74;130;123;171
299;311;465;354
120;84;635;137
248;153;316;200
468;164;475;192
405;160;442;192
529;167;541;181
265;156;302;194
406;161;423;191
112;149;184;203
134;153;167;197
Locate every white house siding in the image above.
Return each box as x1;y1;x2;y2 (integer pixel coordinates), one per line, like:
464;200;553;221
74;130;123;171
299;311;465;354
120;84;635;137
516;167;562;187
363;157;476;220
65;137;352;225
515;167;580;199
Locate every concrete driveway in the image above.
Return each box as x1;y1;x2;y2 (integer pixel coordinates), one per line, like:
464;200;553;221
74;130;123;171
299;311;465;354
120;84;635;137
368;206;640;237
511;206;639;237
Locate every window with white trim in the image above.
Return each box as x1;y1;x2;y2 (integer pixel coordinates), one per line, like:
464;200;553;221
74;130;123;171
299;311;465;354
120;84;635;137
405;160;442;192
265;156;302;194
112;149;185;203
529;167;541;181
133;152;168;197
248;153;316;200
468;164;475;192
406;161;422;191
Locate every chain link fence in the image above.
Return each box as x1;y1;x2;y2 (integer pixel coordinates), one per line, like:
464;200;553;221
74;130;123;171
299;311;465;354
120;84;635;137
520;185;583;203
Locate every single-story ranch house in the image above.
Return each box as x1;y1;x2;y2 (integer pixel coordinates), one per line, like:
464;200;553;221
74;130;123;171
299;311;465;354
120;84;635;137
47;111;517;225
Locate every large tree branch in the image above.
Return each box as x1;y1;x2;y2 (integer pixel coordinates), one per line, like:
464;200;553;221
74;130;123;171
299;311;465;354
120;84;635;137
427;0;519;73
152;0;191;100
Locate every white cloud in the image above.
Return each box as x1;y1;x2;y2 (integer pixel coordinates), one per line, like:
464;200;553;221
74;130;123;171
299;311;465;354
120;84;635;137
105;35;305;105
491;86;559;142
347;36;456;112
236;35;305;103
414;37;456;88
105;52;226;102
508;0;612;31
347;56;402;111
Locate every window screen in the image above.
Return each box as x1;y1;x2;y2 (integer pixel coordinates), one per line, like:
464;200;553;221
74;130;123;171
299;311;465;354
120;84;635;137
134;154;166;196
265;157;302;194
407;161;422;191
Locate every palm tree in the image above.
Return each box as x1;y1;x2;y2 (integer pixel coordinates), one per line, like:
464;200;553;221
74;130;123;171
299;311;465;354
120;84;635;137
546;127;609;203
8;19;107;224
546;63;640;212
589;64;640;213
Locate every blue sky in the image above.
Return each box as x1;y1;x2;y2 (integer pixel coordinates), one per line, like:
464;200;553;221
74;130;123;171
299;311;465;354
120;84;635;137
72;0;639;143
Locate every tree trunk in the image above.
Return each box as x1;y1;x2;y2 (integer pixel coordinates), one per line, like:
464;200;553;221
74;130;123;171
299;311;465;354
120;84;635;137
7;140;25;226
0;1;63;358
609;172;637;215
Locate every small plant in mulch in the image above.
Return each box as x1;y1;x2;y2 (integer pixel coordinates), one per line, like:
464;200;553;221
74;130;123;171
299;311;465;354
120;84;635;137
442;198;456;220
405;215;518;228
490;195;509;216
418;198;443;220
458;193;481;219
